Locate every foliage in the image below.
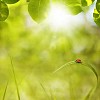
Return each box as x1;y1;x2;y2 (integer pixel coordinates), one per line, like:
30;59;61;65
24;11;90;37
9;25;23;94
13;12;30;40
0;1;9;21
2;0;19;4
0;0;100;26
28;0;50;22
0;0;100;100
93;0;100;26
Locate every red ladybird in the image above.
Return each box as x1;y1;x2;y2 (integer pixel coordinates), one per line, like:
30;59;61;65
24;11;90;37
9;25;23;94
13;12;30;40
75;59;82;63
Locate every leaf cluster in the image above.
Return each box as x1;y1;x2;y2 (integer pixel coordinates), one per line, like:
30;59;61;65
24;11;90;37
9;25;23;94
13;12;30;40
0;0;19;21
0;0;100;26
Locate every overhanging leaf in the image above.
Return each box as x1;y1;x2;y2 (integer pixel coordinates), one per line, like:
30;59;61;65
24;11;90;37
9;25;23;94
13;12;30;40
96;0;100;13
64;0;82;15
0;1;9;21
28;0;50;23
93;9;100;26
57;0;83;15
64;0;81;4
2;0;19;4
81;0;95;7
53;0;80;4
67;4;82;15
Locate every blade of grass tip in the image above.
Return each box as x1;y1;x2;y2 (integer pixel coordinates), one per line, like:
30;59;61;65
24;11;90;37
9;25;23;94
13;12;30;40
39;82;51;100
2;81;9;100
8;54;20;100
52;61;75;74
81;62;98;100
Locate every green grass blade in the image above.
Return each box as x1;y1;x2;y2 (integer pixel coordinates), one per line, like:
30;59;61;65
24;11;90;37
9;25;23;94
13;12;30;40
5;26;20;100
52;59;98;100
8;54;20;100
52;61;75;74
39;82;51;100
82;63;98;83
82;62;98;100
2;81;9;100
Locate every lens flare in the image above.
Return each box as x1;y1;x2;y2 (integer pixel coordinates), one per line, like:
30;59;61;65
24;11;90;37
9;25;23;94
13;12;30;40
47;4;72;30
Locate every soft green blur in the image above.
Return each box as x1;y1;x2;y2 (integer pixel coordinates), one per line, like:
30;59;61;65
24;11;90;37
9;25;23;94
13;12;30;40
0;1;100;100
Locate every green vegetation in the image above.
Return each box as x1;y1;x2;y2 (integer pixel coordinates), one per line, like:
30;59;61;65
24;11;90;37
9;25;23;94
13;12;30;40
0;0;100;100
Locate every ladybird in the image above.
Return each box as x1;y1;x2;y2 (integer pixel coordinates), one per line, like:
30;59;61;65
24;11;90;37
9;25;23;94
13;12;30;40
75;59;82;63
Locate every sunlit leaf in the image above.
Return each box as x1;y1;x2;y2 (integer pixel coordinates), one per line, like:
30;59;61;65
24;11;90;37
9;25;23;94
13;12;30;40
0;1;9;21
96;0;100;13
28;0;50;22
2;0;19;4
59;0;82;15
93;9;100;26
81;0;95;6
67;4;82;15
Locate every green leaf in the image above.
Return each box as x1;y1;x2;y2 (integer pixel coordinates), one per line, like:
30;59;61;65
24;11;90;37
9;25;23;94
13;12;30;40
2;0;19;4
93;9;100;26
96;0;100;13
28;0;50;23
67;4;82;15
0;1;9;21
81;0;95;7
57;0;82;15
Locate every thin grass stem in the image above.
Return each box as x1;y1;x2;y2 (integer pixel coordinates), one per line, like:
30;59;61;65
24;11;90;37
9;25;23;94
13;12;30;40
39;82;51;100
2;81;9;100
52;61;75;74
8;54;20;100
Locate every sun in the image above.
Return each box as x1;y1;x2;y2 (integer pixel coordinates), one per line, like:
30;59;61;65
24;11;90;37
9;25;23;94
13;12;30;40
47;4;72;30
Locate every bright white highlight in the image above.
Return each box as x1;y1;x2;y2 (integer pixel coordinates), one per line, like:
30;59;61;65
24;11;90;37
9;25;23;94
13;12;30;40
47;4;72;30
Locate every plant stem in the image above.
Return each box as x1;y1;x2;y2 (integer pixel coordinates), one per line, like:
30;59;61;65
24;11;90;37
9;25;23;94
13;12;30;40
8;54;20;100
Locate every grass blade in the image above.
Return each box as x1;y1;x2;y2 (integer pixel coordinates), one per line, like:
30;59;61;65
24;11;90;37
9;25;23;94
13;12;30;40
39;82;51;100
52;59;98;100
2;81;9;100
82;62;98;83
52;61;75;74
8;54;20;100
82;62;98;100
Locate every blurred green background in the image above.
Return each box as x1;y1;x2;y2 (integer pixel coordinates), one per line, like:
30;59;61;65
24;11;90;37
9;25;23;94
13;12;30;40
0;1;100;100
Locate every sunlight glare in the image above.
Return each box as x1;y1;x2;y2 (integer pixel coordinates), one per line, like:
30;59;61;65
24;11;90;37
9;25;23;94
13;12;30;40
47;4;72;30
